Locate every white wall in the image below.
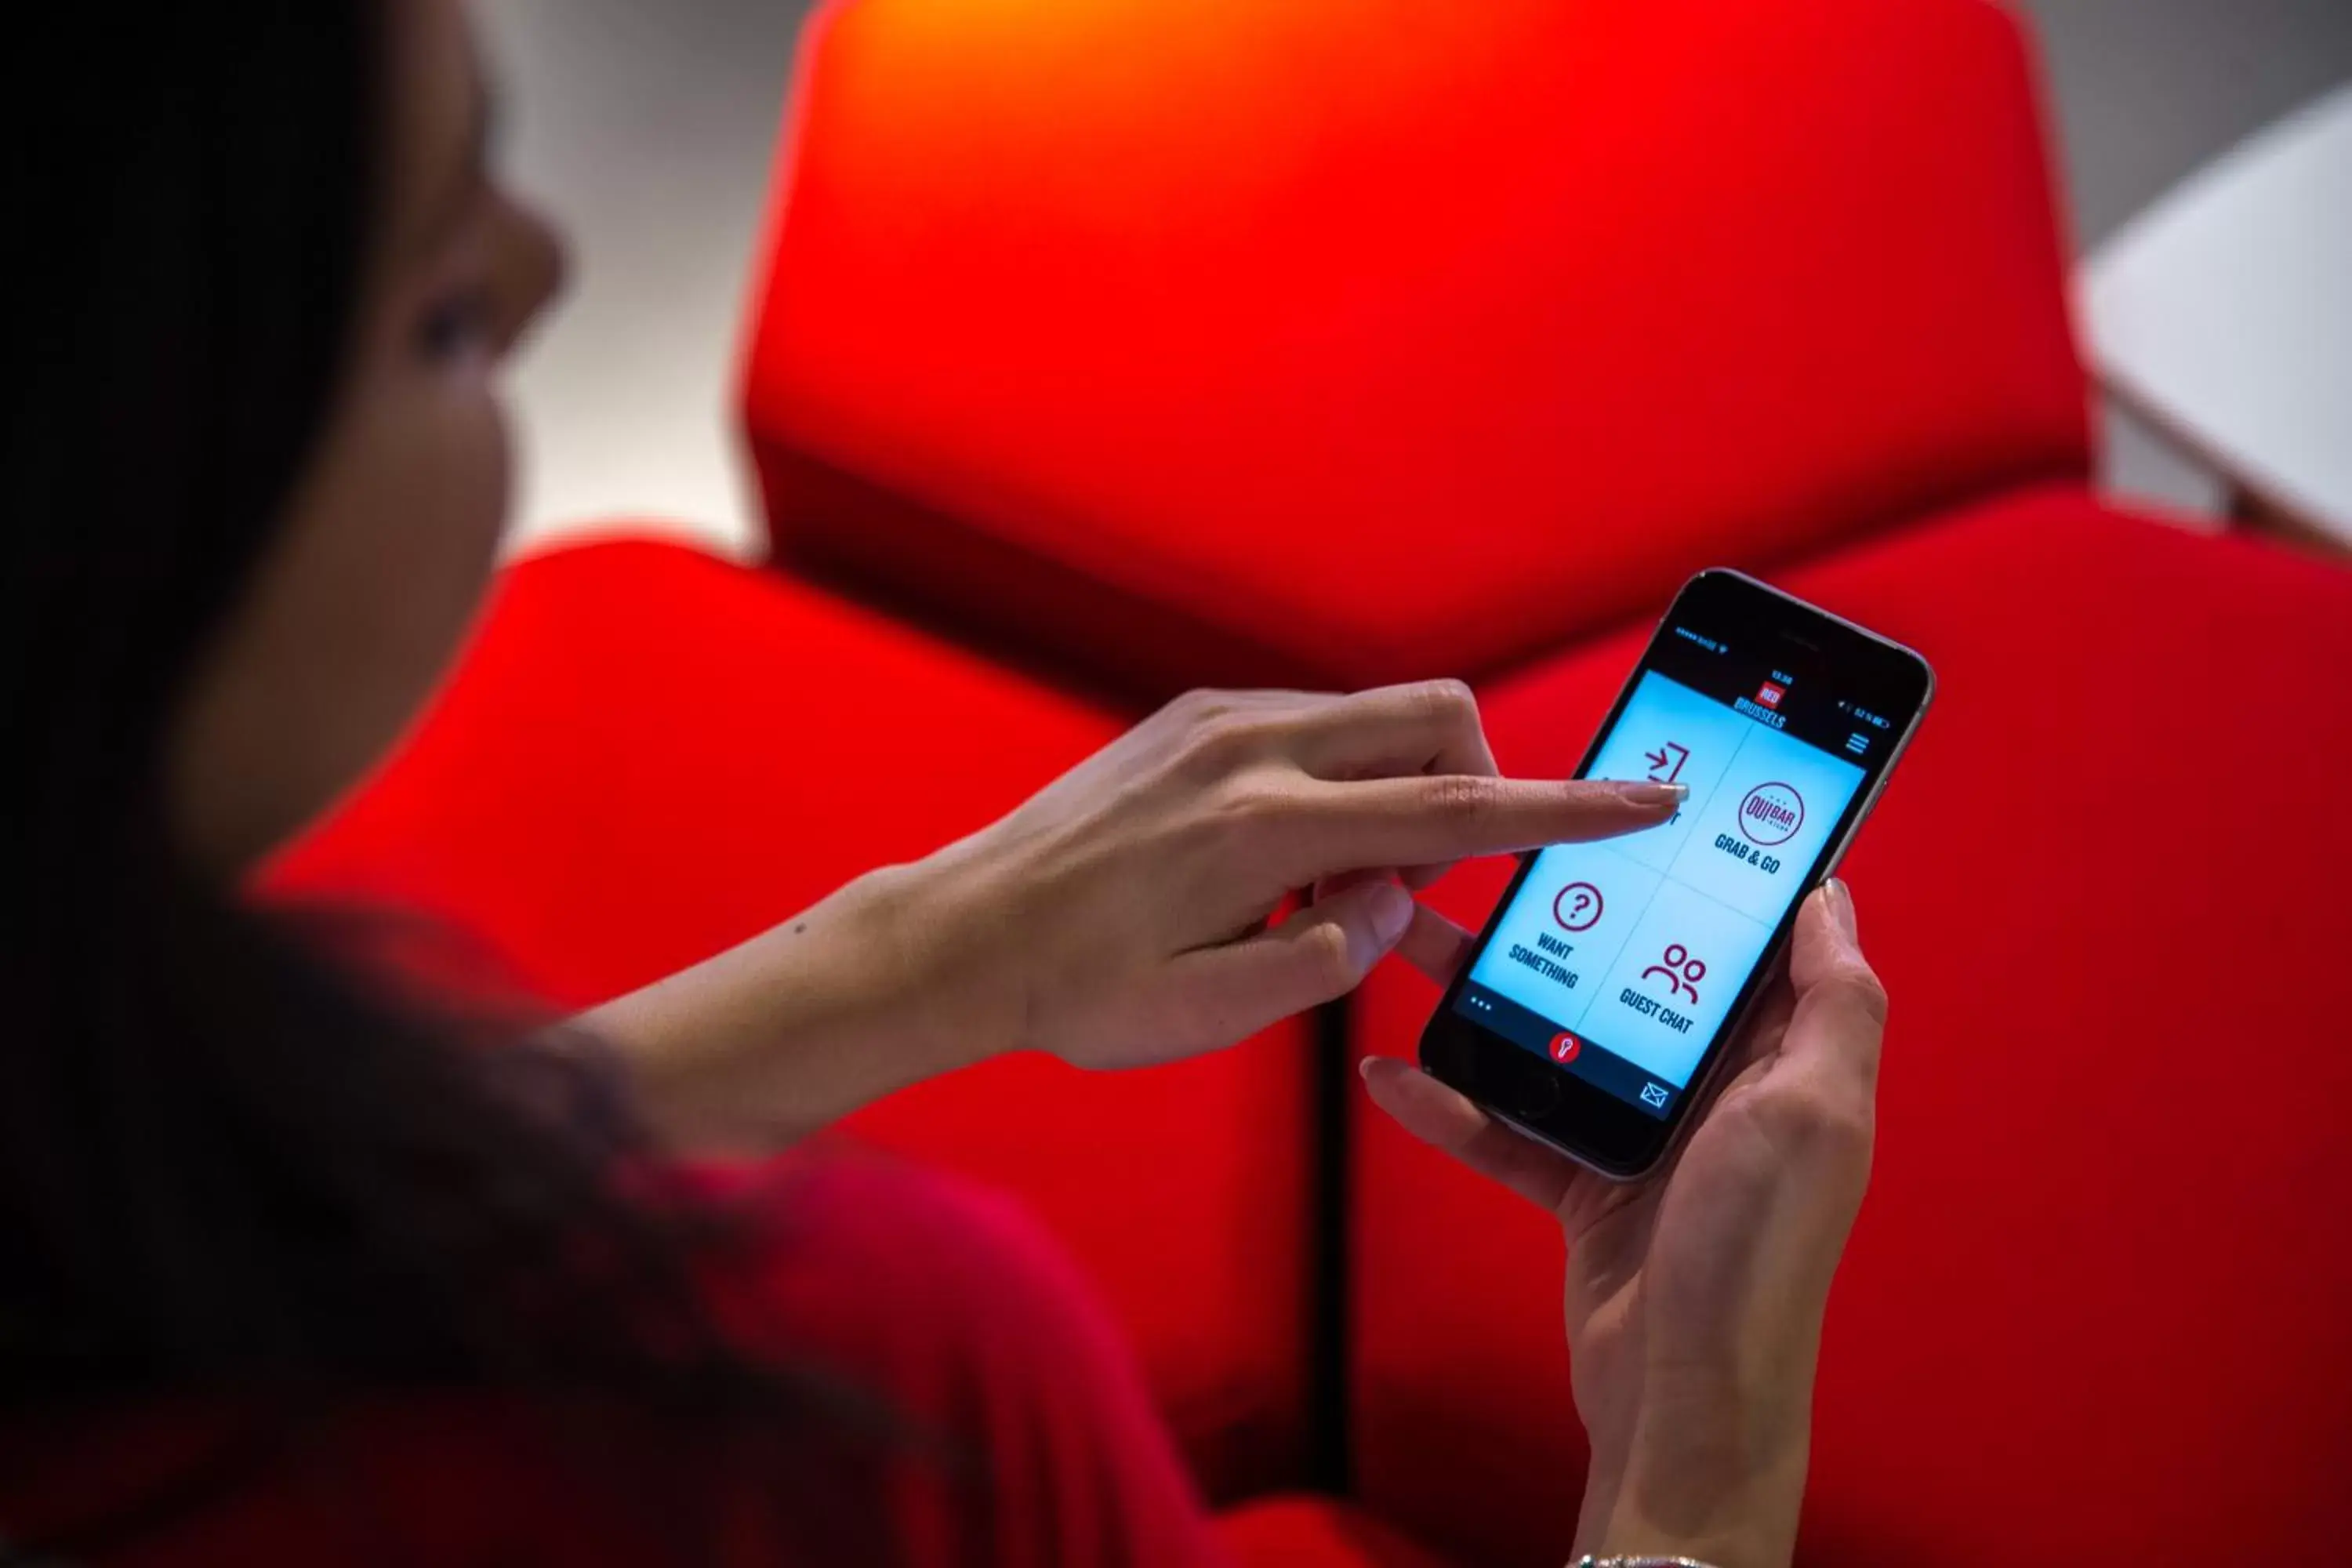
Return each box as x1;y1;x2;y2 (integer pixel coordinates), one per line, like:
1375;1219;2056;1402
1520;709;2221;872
475;0;817;558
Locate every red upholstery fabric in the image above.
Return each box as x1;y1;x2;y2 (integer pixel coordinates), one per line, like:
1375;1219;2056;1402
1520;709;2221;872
743;0;2087;697
263;539;1312;1497
1215;1497;1454;1568
1348;487;2352;1566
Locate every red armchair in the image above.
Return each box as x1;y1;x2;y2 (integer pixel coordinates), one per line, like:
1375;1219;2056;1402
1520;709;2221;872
266;549;1316;1503
276;0;2352;1562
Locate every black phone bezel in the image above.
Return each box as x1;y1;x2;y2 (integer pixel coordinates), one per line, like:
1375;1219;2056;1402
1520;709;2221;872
1417;568;1934;1179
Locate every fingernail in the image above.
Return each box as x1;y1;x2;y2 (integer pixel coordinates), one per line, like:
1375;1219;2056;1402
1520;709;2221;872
1357;1055;1379;1083
1613;781;1688;809
1824;877;1859;940
1368;881;1414;945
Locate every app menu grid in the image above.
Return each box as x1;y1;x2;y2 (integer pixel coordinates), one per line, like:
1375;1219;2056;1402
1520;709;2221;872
1464;672;1864;1088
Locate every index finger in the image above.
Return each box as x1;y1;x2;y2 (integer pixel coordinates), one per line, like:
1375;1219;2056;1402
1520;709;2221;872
1285;681;1503;891
1273;774;1686;882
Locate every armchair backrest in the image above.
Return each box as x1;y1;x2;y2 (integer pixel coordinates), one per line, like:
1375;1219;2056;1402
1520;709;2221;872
742;0;2089;695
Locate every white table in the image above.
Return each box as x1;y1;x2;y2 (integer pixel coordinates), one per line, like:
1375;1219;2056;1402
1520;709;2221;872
2082;82;2352;546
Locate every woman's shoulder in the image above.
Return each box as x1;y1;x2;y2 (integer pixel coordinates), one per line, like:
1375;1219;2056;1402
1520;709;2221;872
681;1148;1123;1367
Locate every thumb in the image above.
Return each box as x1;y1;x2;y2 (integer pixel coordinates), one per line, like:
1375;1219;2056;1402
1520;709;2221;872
1163;879;1415;1043
1779;880;1889;1091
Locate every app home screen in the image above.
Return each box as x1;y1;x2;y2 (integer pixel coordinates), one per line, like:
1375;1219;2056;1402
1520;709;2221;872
1454;637;1871;1120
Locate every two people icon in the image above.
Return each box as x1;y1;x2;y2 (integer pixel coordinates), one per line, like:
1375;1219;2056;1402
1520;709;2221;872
1641;943;1705;1005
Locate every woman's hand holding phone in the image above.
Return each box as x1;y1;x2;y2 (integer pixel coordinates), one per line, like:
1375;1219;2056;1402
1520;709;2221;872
1362;883;1886;1568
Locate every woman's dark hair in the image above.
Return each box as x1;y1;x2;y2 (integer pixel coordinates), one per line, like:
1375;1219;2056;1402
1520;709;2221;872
2;5;886;1559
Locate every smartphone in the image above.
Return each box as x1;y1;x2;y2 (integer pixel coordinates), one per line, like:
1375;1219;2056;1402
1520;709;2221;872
1417;568;1933;1179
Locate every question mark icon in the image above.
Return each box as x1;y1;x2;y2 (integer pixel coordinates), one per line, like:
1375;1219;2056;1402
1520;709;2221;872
1552;882;1604;933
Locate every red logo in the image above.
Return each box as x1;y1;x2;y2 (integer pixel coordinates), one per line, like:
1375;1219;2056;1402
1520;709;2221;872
1737;781;1805;846
1549;1032;1583;1065
1755;681;1785;709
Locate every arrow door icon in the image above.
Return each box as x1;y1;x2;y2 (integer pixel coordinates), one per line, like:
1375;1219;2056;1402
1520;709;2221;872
1643;741;1690;785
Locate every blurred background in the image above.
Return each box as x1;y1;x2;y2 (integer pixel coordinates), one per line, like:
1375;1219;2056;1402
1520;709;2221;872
475;0;2352;557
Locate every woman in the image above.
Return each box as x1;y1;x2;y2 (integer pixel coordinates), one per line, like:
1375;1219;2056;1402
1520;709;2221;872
1;3;1889;1565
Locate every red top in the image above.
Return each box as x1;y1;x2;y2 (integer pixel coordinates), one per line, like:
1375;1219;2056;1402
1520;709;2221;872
0;1158;1243;1567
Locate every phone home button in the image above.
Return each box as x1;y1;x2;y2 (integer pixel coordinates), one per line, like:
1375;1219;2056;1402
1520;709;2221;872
1513;1069;1562;1121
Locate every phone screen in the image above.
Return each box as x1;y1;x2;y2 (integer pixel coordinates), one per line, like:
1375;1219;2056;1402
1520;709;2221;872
1449;619;1891;1122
